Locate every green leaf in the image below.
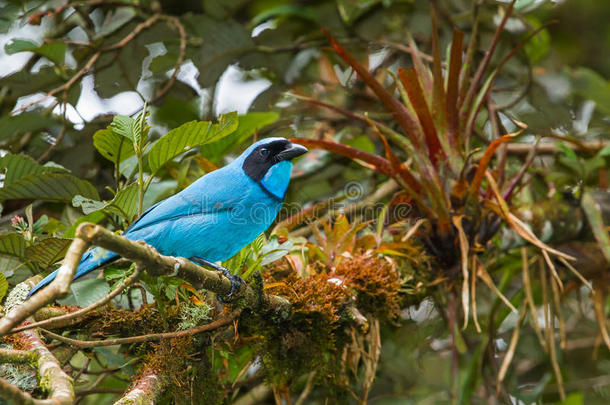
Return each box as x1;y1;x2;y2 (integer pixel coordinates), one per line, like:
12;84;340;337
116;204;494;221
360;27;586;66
147;112;239;172
4;38;39;54
4;38;66;65
25;238;72;269
571;67;610;116
0;153;68;188
0;254;25;278
109;115;136;142
199;111;279;161
0;153;45;186
0;173;99;202
95;7;136;39
93;21;170;98
104;267;127;282
260;237;293;266
558;392;584;405
93;128;136;166
69;278;110;307
0;113;59;143
72;195;106;215
72;184;139;221
0;233;26;258
336;0;379;25
523;17;550;63
0;2;19;34
251;4;317;25
36;42;67;66
106;184;139;220
149;52;179;74
133;108;150;152
152;96;199;129
182;15;254;87
0;273;7;301
64;211;106;239
0;66;62;100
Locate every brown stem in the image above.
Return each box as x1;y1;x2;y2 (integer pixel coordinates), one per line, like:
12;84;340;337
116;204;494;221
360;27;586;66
9;266;142;336
113;367;164;405
41;309;240;348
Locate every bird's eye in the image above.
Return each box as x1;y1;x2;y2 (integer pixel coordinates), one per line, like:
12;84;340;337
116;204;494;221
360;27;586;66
260;148;269;157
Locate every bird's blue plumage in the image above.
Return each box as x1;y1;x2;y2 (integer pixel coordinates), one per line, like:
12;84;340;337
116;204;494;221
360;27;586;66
27;137;306;298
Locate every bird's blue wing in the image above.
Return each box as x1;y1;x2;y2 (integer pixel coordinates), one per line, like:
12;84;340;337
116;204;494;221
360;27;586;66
27;165;252;298
123;168;248;236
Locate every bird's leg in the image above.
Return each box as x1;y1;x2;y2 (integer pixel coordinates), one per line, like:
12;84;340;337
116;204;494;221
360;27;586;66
190;257;246;303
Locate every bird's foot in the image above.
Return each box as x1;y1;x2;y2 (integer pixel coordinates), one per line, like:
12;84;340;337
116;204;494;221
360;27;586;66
190;257;246;303
216;266;246;303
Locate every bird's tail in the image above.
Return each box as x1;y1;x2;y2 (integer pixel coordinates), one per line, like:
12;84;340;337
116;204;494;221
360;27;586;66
26;247;119;298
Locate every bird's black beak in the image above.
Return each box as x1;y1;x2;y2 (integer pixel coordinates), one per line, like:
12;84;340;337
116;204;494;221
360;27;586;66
276;143;308;161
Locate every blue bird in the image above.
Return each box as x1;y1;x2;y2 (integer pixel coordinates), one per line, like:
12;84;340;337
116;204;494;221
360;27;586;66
28;137;307;301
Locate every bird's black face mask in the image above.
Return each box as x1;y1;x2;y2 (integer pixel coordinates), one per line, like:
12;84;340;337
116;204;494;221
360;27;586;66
242;139;307;182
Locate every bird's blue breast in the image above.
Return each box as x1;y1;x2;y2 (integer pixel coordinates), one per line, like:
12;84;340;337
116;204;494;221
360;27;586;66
260;160;292;199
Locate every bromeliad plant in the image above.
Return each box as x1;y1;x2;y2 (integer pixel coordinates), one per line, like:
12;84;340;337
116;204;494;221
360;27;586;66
290;2;585;398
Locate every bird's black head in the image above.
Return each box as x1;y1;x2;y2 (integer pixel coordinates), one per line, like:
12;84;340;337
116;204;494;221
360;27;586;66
242;138;307;182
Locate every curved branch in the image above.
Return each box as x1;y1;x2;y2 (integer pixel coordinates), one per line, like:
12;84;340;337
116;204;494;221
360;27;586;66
0;238;89;336
10;266;142;335
41;309;241;348
74;223;291;311
0;326;74;405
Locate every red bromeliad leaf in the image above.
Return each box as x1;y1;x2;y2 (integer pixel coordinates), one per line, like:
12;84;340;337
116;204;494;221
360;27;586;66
290;138;394;176
467;133;517;198
378;135;422;194
398;68;443;164
446;29;464;146
406;32;433;100
321;30;426;153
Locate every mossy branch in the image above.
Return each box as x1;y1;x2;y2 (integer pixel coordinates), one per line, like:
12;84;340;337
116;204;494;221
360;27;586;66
0;326;74;405
113;366;165;405
0;222;290;338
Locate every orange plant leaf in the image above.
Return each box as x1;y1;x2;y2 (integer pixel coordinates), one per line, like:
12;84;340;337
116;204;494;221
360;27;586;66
467;133;517;198
322;30;426;154
290;137;394;177
398;67;443;164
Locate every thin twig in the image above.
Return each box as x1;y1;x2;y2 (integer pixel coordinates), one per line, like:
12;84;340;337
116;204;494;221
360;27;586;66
41;309;241;348
12;51;101;115
150;15;186;104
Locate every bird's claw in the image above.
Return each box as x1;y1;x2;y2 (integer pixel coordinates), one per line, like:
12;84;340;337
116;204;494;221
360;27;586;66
217;268;246;303
189;257;245;303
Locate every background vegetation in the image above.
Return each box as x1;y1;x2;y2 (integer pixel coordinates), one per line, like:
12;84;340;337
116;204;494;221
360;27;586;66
0;0;609;404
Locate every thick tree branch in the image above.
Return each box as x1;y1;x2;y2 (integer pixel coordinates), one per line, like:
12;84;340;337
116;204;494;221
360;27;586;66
0;348;35;364
0;326;74;405
20;328;74;404
113;367;164;405
0;238;89;336
74;223;291;311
